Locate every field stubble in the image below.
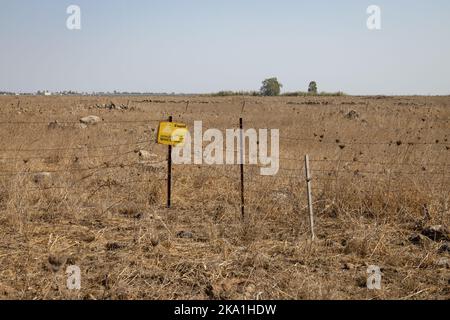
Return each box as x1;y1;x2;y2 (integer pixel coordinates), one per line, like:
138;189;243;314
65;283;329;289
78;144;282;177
0;95;448;300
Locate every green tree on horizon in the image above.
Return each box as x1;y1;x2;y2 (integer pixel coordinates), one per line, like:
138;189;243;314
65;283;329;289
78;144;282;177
308;81;318;94
260;77;282;96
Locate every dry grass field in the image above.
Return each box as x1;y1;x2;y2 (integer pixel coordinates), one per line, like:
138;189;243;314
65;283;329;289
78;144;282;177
0;95;448;300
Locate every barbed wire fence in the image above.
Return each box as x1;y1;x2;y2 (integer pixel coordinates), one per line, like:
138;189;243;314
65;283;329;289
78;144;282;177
0;112;448;240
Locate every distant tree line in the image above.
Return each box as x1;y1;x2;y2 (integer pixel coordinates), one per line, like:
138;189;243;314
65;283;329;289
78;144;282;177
1;78;345;97
211;78;345;97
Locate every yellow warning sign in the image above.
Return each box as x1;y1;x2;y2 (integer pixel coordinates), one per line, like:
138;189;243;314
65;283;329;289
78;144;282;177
157;122;188;146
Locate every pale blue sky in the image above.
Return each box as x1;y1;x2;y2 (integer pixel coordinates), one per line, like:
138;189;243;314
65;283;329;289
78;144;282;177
1;0;450;94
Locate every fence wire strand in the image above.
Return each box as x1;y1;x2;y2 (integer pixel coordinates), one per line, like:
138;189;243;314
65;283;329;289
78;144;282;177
0;113;448;205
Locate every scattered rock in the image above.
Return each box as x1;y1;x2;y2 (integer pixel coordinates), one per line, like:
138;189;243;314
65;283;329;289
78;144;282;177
0;283;17;297
205;279;242;300
150;235;160;247
356;276;368;288
438;242;450;253
32;172;52;185
147;213;161;220
80;115;101;125
118;204;143;219
345;110;359;120
302;101;321;105
343;262;356;270
421;225;450;242
137;150;158;161
343;238;369;256
244;284;256;299
48;120;63;129
436;257;450;269
105;242;124;251
47;255;66;272
409;233;430;246
80;233;96;243
118;210;143;220
271;190;289;201
177;231;194;239
95;102;128;110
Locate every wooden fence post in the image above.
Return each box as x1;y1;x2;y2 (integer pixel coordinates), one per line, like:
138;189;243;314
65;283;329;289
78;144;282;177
305;155;315;240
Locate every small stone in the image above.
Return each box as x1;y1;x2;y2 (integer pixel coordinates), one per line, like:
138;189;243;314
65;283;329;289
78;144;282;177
177;231;194;239
48;121;62;129
409;233;429;246
106;242;124;251
81;233;96;243
271;190;289;201
32;172;52;185
438;242;450;253
422;225;450;242
80;115;101;125
345;110;359;120
244;284;256;298
150;236;159;247
137;150;157;160
47;255;66;272
436;257;450;269
343;262;355;270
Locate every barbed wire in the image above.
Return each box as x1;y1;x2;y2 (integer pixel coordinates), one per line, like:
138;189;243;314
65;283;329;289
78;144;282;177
15;171;447;195
15;176;167;193
0;162;138;177
0;119;161;125
279;136;449;146
0;140;152;152
4;160;439;179
0;157;168;177
0;115;448;202
0;154;447;178
177;150;450;169
310;168;450;176
0;150;138;162
309;158;450;167
311;185;450;193
0;148;448;170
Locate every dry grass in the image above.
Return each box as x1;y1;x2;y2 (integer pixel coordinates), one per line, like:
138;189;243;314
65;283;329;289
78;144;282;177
0;95;448;300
